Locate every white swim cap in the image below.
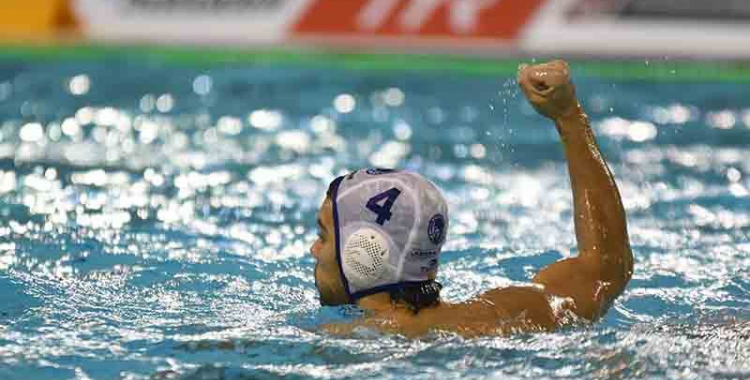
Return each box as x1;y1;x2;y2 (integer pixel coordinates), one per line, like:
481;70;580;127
328;168;449;301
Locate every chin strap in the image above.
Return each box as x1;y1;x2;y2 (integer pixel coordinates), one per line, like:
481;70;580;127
389;280;443;314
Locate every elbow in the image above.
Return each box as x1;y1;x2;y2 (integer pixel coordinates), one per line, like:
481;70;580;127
613;244;634;296
597;241;634;298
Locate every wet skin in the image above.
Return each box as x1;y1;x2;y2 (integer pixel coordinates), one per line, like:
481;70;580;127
309;60;634;338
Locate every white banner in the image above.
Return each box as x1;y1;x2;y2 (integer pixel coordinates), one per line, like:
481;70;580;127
522;0;750;58
73;0;750;58
74;0;313;44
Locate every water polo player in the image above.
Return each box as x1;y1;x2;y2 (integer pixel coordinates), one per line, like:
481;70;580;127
309;60;634;337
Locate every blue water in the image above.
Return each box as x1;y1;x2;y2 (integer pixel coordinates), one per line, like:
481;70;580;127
0;58;748;379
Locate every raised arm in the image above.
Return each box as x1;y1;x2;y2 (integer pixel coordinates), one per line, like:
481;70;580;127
518;60;634;321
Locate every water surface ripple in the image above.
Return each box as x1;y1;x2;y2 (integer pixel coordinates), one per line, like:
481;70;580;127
0;60;748;379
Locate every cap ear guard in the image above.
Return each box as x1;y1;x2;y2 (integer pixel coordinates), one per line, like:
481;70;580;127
341;228;391;290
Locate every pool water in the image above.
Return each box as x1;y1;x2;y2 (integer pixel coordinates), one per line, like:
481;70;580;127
0;56;748;379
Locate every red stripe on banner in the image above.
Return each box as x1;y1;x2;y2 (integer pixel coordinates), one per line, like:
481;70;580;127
293;0;547;40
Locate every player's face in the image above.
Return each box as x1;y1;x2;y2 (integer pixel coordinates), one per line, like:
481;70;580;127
310;198;349;306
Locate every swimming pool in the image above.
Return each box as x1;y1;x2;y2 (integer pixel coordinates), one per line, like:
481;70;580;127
0;47;748;379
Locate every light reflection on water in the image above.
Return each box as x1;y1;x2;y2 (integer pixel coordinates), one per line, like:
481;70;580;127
0;60;749;379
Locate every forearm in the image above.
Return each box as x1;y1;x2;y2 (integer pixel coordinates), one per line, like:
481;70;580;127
555;104;633;289
519;60;634;319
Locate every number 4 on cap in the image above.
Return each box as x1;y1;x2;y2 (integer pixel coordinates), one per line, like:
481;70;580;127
366;187;401;225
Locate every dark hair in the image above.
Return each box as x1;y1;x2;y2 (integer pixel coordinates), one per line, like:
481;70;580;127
326;176;344;200
389;281;442;314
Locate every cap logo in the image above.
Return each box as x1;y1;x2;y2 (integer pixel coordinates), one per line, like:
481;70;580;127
366;168;398;175
427;214;446;245
410;249;438;258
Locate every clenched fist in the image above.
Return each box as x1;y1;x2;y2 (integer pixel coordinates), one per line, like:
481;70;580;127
518;60;580;121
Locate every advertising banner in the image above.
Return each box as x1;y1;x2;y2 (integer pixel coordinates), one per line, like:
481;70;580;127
523;0;750;58
74;0;313;44
292;0;547;47
569;0;750;21
0;0;77;39
70;0;750;58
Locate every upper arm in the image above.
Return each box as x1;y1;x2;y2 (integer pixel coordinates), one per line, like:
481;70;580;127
479;286;559;332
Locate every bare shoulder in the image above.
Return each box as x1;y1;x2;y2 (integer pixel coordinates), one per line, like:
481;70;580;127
419;287;562;335
321;286;576;338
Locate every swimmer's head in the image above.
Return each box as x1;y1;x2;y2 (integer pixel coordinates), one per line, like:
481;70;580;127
310;169;449;308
